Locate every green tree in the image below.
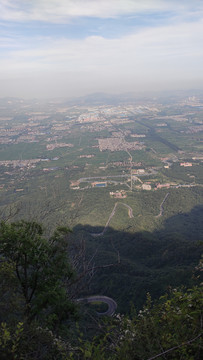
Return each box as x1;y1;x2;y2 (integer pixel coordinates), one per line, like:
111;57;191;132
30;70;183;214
0;221;77;328
73;284;202;360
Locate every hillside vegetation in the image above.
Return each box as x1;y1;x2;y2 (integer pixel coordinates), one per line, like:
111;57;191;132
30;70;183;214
0;220;202;359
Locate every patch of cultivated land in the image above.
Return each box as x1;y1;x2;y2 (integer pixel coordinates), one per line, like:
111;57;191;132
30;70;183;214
0;96;202;310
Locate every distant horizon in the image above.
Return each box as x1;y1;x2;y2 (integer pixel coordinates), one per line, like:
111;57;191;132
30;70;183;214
1;88;203;102
1;0;203;98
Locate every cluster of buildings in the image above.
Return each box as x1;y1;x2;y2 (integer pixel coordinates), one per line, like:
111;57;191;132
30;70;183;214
98;137;144;152
77;113;104;123
186;125;203;134
131;134;146;138
0;159;42;168
79;154;94;158
110;190;127;198
180;162;193;167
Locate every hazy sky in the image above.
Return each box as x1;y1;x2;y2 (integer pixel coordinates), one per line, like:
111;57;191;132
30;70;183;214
0;0;203;98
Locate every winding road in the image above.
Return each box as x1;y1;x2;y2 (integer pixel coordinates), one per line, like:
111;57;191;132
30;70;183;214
76;295;117;316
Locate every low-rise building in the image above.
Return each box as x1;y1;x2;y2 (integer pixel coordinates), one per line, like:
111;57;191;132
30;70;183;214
142;184;151;190
180;162;192;167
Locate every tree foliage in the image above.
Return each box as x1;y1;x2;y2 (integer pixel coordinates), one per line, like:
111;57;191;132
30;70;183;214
0;221;77;328
0;220;202;359
74;284;202;360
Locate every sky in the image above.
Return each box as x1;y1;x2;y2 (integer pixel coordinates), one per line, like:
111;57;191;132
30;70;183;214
0;0;203;98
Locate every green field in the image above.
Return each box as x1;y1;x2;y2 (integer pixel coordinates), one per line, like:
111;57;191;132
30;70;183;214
0;97;202;311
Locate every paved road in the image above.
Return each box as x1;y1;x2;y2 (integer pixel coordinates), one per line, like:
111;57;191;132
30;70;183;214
78;170;157;183
78;175;129;182
77;295;117;316
120;202;134;218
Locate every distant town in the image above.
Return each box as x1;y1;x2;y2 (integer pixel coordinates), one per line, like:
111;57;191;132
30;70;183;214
0;92;202;230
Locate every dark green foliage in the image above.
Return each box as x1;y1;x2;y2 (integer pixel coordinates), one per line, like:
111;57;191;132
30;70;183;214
0;219;202;359
114;286;203;360
75;203;203;313
0;221;77;328
0;321;70;360
74;284;202;360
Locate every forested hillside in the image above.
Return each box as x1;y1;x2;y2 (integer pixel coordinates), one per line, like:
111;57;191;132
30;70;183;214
0;220;202;359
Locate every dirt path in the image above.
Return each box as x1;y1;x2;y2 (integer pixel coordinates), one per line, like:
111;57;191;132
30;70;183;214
92;202;134;237
155;192;169;217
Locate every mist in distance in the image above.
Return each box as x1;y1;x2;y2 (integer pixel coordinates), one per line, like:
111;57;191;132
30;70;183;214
0;0;203;99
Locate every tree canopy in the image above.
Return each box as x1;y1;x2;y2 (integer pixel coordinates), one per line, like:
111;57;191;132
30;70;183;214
0;221;77;328
0;220;202;359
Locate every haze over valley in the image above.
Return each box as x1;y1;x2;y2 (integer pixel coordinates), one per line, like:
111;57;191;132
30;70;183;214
0;91;202;311
0;2;202;358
